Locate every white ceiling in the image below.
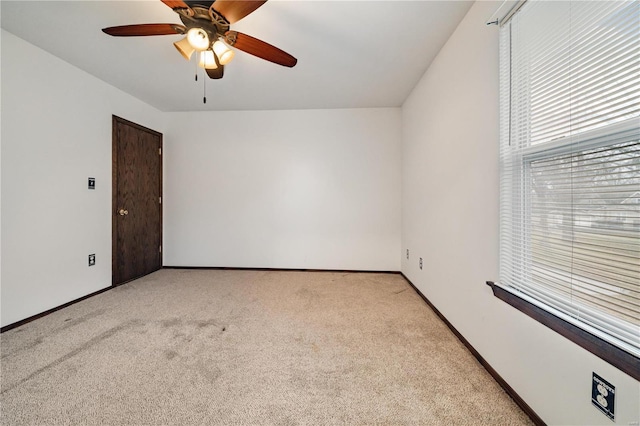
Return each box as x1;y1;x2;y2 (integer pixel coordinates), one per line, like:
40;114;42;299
1;0;473;112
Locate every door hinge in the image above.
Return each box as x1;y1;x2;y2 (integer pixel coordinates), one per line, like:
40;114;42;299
159;245;162;253
159;196;162;204
159;148;162;155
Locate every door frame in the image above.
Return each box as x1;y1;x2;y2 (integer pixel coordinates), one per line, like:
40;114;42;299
112;115;163;286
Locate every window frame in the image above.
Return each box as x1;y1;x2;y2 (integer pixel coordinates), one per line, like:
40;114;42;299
487;280;640;381
492;1;640;380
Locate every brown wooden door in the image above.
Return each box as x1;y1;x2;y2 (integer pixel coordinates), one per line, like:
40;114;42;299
112;116;162;285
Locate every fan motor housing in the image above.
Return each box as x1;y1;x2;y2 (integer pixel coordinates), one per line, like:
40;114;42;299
178;5;229;39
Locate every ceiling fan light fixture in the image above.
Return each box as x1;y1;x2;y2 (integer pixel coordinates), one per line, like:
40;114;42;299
103;1;298;83
174;37;195;60
213;40;235;65
187;27;210;51
198;50;218;70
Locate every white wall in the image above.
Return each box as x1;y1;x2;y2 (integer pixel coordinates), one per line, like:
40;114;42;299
401;2;639;425
164;108;401;271
1;30;165;327
1;29;401;326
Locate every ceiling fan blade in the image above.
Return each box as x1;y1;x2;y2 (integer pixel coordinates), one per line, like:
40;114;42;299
211;0;267;24
161;0;191;10
225;31;297;67
161;0;194;16
102;24;186;37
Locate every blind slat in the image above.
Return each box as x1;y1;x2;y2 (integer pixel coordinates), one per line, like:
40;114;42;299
499;0;640;357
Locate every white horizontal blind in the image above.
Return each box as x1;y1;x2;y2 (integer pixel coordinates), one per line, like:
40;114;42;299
500;0;640;356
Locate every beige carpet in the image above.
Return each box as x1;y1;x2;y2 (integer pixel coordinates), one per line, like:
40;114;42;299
1;269;533;425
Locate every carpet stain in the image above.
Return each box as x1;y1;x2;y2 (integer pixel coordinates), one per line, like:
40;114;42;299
57;309;107;332
161;319;230;343
195;362;221;383
0;337;44;360
1;320;141;395
172;331;187;340
296;287;311;296
195;319;217;328
2;310;108;360
165;350;179;360
161;318;181;328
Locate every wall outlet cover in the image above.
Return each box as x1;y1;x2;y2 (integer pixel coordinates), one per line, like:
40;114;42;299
88;254;96;266
88;177;95;190
592;372;615;421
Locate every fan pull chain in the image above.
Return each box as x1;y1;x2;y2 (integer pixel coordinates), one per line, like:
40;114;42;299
203;73;207;104
195;52;198;82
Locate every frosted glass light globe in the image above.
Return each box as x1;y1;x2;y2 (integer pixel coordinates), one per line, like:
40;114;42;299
213;41;235;65
187;28;210;51
198;50;218;70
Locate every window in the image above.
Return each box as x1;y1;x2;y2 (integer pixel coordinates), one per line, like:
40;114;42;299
496;0;639;377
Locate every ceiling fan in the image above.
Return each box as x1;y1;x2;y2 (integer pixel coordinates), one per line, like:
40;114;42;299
102;0;297;80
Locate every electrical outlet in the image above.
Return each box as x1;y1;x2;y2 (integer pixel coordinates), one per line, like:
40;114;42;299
88;177;95;190
406;249;410;260
592;372;615;421
419;257;423;270
88;254;96;267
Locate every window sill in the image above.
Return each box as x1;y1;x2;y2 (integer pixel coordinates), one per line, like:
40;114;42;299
486;281;640;381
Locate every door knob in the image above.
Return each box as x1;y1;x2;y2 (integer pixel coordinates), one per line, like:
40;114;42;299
118;209;129;216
